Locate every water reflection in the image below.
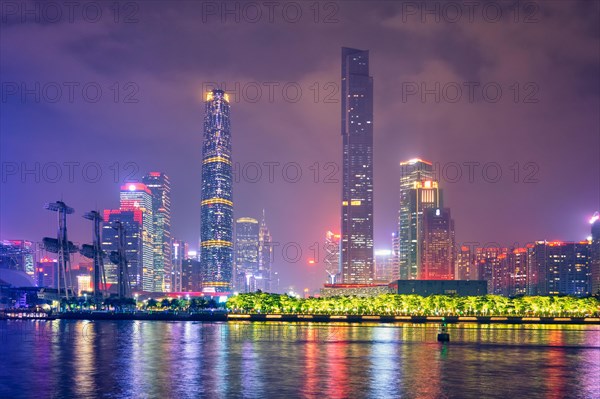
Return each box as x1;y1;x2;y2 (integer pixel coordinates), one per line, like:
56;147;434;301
0;321;598;399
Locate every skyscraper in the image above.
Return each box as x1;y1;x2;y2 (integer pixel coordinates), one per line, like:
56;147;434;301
102;209;144;289
374;249;396;282
529;241;591;296
397;160;441;280
200;89;233;293
340;47;374;284
419;208;455;280
234;217;259;293
324;231;341;284
119;183;155;291
590;212;600;295
142;172;172;292
258;210;272;292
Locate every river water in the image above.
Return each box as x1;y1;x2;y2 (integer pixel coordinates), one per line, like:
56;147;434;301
0;321;598;398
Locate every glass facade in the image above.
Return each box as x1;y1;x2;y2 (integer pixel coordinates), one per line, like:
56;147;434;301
341;47;374;284
200;89;233;292
234;217;259;293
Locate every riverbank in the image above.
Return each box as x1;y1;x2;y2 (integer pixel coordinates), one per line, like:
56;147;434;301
22;312;598;324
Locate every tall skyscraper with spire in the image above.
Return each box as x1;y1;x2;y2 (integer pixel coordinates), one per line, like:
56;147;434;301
340;47;374;284
200;89;233;293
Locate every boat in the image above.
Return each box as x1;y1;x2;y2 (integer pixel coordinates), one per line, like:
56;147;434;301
437;322;450;342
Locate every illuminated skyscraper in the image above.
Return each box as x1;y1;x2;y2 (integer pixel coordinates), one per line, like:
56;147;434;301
102;209;144;289
258;210;272;292
340;47;374;284
419;208;455;280
397;160;441;280
234;217;259;293
0;240;35;276
118;183;155;291
374;249;396;282
200;89;233;293
324;231;341;284
142;172;172;292
590;212;600;295
528;241;591;296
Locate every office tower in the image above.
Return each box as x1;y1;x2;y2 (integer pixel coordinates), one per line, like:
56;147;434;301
456;246;476;280
200;89;234;293
397;159;442;280
102;209;144;290
590;212;600;295
419;208;455;280
171;240;188;292
475;247;506;294
391;232;400;280
340;47;374;284
324;231;341;284
0;240;35;276
142;172;172;292
235;217;259;292
36;258;58;288
182;257;202;292
506;247;528;296
374;249;396;282
258;211;272;292
529;241;591;296
119;183;155;291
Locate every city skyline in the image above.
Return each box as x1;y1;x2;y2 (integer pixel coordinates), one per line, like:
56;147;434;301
1;2;599;292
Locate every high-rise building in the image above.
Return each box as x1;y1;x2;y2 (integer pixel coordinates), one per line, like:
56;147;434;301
475;247;506;295
529;241;591;296
171;240;188;292
36;258;57;288
119;182;155;291
340;47;374;284
182;256;202;292
142;172;172;292
102;209;144;290
234;217;259;293
397;160;441;280
590;212;600;295
324;231;341;284
257;211;272;292
374;249;396;282
456;246;476;280
505;247;528;296
200;89;234;293
419;208;455;280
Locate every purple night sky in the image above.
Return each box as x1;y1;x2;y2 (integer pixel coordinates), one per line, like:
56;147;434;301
1;1;599;292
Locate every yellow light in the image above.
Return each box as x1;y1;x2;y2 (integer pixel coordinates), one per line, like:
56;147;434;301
490;317;507;321
298;315;313;319
426;316;443;320
201;240;233;247
362;316;380;320
206;92;213;101
395;316;412;320
522;317;540;321
458;317;477;321
228;314;251;319
330;315;347;319
201;198;233;207
266;315;282;319
224;93;230;102
342;201;348;206
350;200;361;206
584;317;600;322
553;318;571;321
203;156;232;165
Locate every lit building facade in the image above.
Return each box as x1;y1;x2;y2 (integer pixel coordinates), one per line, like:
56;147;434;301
397;162;442;280
529;241;591;296
324;231;341;284
102;209;144;290
340;47;374;284
374;249;396;282
257;211;272;292
171;240;188;292
234;217;259;293
419;208;455;280
200;89;233;293
142;172;172;292
36;258;58;288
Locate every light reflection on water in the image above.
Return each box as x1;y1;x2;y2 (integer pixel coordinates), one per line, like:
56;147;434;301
0;321;598;399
